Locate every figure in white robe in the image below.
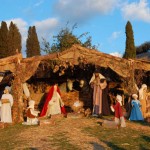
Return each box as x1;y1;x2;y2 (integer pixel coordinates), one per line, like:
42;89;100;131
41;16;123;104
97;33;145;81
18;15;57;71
0;86;13;123
139;84;147;119
22;100;40;125
40;84;67;117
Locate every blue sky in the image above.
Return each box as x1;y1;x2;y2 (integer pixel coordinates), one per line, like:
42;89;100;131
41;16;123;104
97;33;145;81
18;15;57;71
0;0;150;57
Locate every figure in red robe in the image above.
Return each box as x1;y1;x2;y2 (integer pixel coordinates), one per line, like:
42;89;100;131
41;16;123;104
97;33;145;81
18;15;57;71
110;95;126;128
40;84;67;118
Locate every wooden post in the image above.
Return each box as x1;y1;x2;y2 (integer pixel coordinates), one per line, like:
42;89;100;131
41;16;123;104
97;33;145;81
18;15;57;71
12;63;24;123
126;60;137;95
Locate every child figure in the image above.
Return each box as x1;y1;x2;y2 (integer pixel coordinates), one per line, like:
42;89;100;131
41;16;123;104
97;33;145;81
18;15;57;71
23;100;40;125
129;94;144;121
110;95;126;128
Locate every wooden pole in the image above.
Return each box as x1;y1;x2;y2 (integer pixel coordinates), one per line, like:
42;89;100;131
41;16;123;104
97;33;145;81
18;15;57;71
12;63;24;123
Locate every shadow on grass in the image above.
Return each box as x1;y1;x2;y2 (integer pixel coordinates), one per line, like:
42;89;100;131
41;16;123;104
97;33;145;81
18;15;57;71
27;148;38;150
139;144;150;150
90;142;105;150
142;135;150;142
129;120;150;127
102;141;126;150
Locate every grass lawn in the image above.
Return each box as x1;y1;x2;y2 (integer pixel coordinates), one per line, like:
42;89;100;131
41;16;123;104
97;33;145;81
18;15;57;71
0;117;149;150
83;119;150;150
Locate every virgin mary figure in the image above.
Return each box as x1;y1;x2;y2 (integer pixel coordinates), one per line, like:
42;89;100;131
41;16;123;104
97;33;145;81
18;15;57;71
40;84;67;118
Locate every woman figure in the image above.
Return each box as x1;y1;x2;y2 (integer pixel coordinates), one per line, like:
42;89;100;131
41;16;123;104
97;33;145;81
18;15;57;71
129;94;144;121
110;95;126;128
40;84;67;118
1;86;13;123
139;84;147;119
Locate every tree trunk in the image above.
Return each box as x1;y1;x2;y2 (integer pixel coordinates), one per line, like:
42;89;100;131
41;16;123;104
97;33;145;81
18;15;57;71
12;63;24;123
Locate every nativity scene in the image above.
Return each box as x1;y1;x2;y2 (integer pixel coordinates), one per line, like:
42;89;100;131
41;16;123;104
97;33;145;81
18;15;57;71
0;44;149;127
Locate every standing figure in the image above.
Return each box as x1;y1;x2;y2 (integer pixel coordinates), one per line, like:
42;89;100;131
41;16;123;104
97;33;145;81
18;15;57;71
40;84;67;118
0;86;13;123
89;71;109;117
145;93;150;121
129;94;144;121
110;95;126;128
139;84;147;119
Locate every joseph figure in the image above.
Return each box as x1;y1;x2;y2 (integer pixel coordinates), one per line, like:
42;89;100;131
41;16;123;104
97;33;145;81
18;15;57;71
89;71;110;117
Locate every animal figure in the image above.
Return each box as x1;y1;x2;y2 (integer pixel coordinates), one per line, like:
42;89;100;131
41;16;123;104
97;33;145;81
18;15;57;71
79;79;90;93
59;79;74;93
67;79;74;92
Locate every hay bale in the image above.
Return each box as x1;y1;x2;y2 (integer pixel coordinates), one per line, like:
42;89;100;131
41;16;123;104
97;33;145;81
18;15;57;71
61;91;80;107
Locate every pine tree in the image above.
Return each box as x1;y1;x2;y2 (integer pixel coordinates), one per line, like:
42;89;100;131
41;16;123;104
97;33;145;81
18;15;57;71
7;21;22;56
0;21;9;58
123;21;136;59
26;26;40;57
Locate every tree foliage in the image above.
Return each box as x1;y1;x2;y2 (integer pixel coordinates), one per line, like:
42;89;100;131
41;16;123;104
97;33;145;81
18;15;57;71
26;26;40;57
41;23;97;54
123;21;136;59
0;21;9;58
53;23;81;52
136;41;150;54
7;21;22;56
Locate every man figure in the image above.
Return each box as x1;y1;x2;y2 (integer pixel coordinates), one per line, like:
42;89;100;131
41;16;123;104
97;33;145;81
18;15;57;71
89;70;110;117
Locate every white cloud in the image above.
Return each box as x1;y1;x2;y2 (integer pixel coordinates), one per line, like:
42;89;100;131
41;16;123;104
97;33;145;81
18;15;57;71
121;0;150;23
54;0;120;23
109;31;122;40
33;18;59;41
34;0;44;7
110;52;122;57
5;18;28;43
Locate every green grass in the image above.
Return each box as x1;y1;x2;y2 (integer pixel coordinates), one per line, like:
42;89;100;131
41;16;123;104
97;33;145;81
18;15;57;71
48;132;81;150
0;118;150;150
0;123;31;150
82;122;150;150
0;124;80;150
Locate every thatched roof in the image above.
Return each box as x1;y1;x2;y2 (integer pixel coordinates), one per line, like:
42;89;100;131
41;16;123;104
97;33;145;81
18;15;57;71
0;44;150;80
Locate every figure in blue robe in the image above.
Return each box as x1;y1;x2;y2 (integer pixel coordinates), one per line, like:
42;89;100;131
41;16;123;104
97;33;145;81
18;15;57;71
129;94;144;121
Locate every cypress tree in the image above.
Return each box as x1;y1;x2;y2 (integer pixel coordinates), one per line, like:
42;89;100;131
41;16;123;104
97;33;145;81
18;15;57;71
124;21;136;59
7;21;22;56
26;26;40;57
0;21;9;58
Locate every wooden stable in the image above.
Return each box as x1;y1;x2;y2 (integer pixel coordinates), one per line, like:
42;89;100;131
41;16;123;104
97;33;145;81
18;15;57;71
0;44;150;123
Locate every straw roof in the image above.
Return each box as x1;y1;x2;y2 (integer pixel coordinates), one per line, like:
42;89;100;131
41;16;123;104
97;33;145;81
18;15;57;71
0;44;150;80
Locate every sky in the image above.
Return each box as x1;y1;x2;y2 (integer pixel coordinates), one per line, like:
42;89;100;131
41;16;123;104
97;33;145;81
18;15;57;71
0;0;150;57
